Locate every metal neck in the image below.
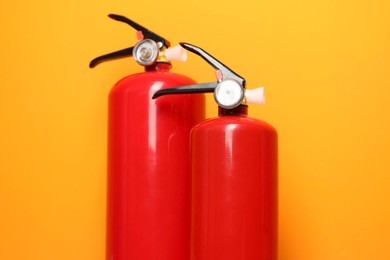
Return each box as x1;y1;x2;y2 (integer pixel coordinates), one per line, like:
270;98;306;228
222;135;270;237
218;105;248;116
145;62;171;72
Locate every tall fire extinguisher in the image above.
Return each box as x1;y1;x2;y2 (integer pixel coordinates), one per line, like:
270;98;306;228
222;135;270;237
89;16;205;260
154;43;278;260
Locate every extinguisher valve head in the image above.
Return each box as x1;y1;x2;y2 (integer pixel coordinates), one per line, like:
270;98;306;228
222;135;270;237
164;45;187;62
153;43;266;109
245;87;265;105
89;14;173;68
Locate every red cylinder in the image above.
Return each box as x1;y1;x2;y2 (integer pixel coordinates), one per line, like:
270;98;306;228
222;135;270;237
107;63;205;260
191;105;278;260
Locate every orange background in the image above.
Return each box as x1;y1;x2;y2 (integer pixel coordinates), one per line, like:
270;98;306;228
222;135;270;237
1;1;390;259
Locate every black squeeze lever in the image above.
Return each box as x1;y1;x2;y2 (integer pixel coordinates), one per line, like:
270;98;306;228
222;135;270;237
180;42;244;86
152;42;246;99
89;14;170;68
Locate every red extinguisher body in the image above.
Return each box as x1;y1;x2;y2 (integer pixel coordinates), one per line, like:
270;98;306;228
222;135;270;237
107;63;205;260
191;106;278;260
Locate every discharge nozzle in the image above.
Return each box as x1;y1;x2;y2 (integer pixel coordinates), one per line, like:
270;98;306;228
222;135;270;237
245;87;265;105
164;45;187;62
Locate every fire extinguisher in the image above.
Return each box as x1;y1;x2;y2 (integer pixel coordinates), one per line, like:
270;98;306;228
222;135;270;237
89;15;205;260
153;43;278;260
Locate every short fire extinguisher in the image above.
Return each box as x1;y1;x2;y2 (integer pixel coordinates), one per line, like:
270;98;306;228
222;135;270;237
154;43;278;260
90;16;205;260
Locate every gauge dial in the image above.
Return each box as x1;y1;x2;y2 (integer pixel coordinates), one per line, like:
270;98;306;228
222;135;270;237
133;39;159;66
214;79;244;109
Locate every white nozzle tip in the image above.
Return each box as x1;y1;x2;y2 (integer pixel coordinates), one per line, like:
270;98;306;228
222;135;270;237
165;45;187;62
245;87;265;105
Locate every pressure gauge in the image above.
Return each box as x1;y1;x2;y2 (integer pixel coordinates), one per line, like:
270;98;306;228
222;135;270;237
214;79;244;109
133;39;159;66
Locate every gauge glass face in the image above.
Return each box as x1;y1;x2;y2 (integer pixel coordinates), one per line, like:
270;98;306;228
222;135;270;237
214;79;244;109
133;39;158;66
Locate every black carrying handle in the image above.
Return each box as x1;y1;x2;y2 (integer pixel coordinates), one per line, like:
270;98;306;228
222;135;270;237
152;82;217;99
89;46;134;68
89;14;170;68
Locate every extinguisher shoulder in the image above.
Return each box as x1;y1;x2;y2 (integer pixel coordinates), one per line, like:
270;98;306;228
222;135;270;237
243;117;278;138
109;72;147;96
191;117;222;132
108;71;198;98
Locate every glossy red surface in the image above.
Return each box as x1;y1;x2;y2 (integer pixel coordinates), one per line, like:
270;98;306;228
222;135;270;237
191;106;278;260
107;63;205;260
